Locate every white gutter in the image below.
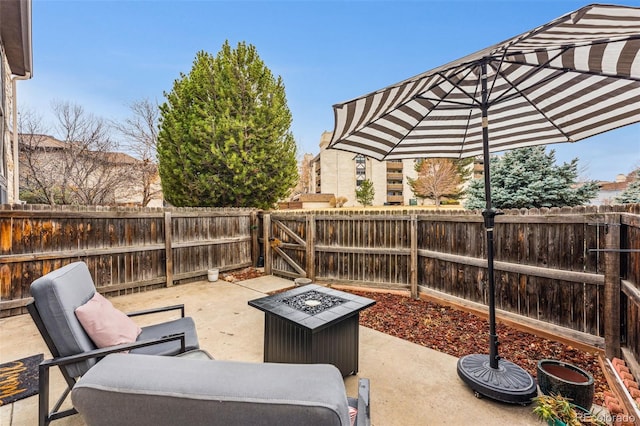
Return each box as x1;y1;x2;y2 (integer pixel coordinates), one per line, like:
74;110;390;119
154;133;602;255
11;75;30;203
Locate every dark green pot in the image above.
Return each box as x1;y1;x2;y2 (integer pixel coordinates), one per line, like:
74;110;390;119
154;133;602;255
537;359;595;410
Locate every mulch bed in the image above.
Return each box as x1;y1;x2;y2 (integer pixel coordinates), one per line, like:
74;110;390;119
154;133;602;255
230;268;609;405
220;267;266;282
350;289;609;406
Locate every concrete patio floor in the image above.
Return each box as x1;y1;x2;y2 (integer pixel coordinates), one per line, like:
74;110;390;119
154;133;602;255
0;275;541;425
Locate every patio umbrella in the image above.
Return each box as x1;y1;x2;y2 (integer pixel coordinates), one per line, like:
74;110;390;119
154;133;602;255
328;3;640;404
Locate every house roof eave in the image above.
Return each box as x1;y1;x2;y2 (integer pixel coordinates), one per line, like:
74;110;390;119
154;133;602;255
1;0;33;78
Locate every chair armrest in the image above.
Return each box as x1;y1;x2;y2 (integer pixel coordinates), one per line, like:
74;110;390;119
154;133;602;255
36;334;187;426
40;333;187;370
126;304;185;318
356;378;371;426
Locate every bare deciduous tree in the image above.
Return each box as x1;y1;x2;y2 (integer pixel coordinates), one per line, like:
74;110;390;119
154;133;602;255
408;158;461;206
18;110;61;204
111;98;161;206
288;153;314;201
54;101;135;205
19;101;136;205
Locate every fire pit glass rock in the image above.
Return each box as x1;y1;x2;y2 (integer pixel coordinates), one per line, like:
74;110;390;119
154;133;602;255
278;290;347;315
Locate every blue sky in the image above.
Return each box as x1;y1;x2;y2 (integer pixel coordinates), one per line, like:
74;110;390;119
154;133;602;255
22;0;640;181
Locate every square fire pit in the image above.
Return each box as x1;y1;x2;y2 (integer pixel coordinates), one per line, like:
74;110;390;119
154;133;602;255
248;284;375;376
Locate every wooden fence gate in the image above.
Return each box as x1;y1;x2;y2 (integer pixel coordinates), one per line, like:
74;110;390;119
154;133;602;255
262;214;311;280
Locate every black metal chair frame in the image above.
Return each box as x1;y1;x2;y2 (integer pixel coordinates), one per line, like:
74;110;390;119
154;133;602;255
356;378;371;426
27;301;188;426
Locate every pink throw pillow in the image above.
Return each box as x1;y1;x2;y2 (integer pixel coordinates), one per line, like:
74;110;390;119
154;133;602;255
349;406;357;426
75;292;142;348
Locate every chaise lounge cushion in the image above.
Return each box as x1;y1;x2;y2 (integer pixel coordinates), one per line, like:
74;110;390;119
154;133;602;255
71;353;352;426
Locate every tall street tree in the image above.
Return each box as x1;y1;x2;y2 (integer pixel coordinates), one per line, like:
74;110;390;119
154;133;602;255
408;158;463;206
464;146;599;210
355;179;374;206
157;41;298;208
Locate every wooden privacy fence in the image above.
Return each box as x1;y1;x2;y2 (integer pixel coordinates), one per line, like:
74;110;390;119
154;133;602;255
2;203;639;362
262;205;640;360
0;205;259;317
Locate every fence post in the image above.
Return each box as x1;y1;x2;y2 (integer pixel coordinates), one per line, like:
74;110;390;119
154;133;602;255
251;211;259;267
164;211;174;287
604;213;621;360
263;213;272;275
306;214;316;280
410;214;418;299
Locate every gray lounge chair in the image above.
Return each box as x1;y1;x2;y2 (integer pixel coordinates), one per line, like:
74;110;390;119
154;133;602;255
27;261;200;426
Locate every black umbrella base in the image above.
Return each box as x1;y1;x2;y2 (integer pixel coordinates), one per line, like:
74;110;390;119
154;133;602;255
457;354;537;405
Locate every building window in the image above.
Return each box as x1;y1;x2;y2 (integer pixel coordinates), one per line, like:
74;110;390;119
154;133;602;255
355;154;366;187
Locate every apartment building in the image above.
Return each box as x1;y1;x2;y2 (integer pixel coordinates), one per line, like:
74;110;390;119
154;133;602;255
0;0;32;204
310;131;418;207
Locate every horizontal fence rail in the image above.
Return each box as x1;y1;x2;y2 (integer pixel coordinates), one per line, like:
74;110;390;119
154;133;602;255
2;203;640;365
0;205;258;316
263;205;640;359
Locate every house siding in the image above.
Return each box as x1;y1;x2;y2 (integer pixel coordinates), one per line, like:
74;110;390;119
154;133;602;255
0;0;32;204
0;44;13;203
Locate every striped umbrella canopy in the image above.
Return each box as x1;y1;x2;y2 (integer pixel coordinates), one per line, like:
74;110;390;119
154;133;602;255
329;3;640;161
328;3;640;405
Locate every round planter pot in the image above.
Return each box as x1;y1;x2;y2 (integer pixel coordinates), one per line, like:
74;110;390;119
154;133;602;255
537;359;594;410
294;278;312;287
207;268;219;282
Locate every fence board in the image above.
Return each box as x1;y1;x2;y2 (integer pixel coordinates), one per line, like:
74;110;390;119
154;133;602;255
3;204;640;360
0;206;255;316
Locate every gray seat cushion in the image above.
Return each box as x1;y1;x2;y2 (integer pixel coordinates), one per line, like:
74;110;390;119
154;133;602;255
72;354;351;426
132;317;199;355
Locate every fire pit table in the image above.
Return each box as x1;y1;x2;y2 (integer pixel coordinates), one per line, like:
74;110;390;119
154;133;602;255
248;284;375;376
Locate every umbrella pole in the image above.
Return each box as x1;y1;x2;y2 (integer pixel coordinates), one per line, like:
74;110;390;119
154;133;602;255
455;60;536;405
478;60;500;370
481;171;500;369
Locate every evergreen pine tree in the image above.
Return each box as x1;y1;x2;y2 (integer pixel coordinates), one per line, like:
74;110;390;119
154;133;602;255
447;157;474;201
615;170;640;204
355;179;375;206
464;147;598;210
157;42;298;208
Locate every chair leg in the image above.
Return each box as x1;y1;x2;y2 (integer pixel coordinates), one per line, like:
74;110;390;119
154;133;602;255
38;361;77;426
356;378;371;426
39;363;49;426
